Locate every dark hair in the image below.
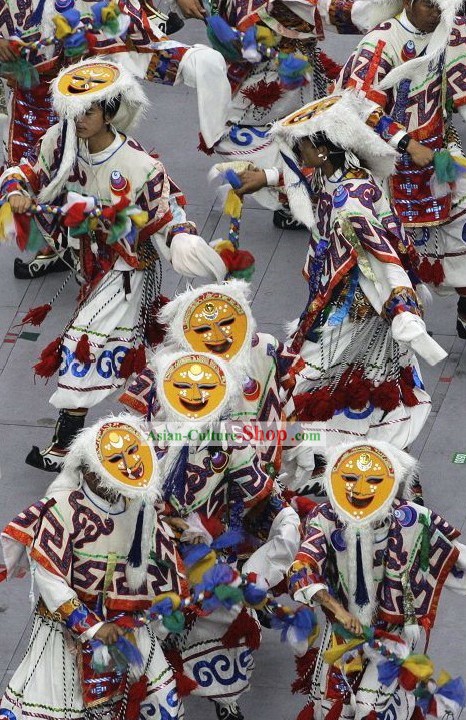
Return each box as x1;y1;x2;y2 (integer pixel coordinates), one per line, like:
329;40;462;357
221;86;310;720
100;94;122;121
311;131;346;169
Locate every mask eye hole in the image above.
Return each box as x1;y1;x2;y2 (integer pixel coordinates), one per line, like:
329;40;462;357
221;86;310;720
127;444;138;455
193;325;211;334
218;316;235;327
342;474;358;483
173;382;192;389
107;453;123;463
366;476;384;484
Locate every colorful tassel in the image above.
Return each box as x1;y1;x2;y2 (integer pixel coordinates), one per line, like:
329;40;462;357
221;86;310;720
33;336;62;378
355;533;369;607
431;259;445;286
165;648;198;697
75;334;92;364
127;503;145;568
241;79;283;110
19;303;52;327
133;344;146;375
325;699;344;720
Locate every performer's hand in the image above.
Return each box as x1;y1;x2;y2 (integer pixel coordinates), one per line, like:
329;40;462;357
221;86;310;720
407;139;434;168
334;607;363;636
0;39;18;62
235;169;268;198
8;194;32;214
94;623;124;646
176;0;206;19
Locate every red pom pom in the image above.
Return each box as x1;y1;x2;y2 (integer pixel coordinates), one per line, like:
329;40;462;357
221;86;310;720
411;707;425;720
417;257;433;284
431;259;445;286
399;366;419;407
33;336;62;378
221;607;261;650
19;303;52;327
125;674;148;720
220;248;255;271
165;648;198;697
63;201;88;228
85;31;98;51
370;379;400;412
291;496;318;520
75;334;92;364
325;699;344;720
399;667;418;691
133;344;147;375
297;703;315;720
345;371;371;409
241;79;284;110
118;347;137;379
318;51;342;81
144;296;169;347
292;647;318;694
294;387;336;421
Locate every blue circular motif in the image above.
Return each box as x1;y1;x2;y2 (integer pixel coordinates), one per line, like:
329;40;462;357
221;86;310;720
402;40;416;61
331;528;346;552
462;223;466;243
333;185;348;208
394;504;417;527
343;403;374;420
0;710;17;720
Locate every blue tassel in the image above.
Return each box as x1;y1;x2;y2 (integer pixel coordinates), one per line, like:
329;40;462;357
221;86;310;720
207;15;238;44
127;503;145;568
243;583;267;606
113;635;144;671
437;677;466;708
211;528;245;549
163;445;189;503
180;542;212;567
30;0;48;26
328;268;358;326
355;533;369;608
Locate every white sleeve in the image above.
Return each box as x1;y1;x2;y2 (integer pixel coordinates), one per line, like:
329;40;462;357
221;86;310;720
34;564;104;642
293;583;327;605
177;45;232;148
241;507;301;588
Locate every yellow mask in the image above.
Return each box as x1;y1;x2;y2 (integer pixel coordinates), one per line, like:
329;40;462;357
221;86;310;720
57;62;120;96
163;355;227;420
330;446;395;523
96;422;154;489
183;293;249;361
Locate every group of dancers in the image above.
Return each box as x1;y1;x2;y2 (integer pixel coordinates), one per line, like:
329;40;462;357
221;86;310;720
0;0;466;718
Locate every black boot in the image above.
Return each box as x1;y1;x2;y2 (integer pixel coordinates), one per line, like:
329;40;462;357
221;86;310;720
14;248;77;280
273;207;307;231
214;703;244;720
457;296;466;339
26;410;87;472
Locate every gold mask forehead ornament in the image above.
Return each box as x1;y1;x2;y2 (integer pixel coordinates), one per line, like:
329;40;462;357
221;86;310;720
328;445;397;525
182;292;250;361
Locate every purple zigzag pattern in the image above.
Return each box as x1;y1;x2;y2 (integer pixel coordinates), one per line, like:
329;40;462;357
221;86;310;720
69;491;114;548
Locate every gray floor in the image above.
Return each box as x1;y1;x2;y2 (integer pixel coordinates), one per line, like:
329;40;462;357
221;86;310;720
1;23;466;718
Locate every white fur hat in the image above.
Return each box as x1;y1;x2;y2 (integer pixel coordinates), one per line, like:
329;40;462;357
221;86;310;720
271;92;397;228
40;58;148;202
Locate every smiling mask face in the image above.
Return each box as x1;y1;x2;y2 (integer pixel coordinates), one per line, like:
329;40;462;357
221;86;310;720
57;63;120;96
163;355;227;420
182;293;249;361
330;446;396;524
96;422;153;489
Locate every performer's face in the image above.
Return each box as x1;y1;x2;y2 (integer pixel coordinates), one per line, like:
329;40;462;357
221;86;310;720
75;104;106;140
298;138;329;169
183;293;249;360
96;423;154;488
330;447;396;522
163;357;226;419
404;0;441;33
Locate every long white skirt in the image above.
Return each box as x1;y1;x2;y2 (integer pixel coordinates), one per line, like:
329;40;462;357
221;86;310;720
50;269;144;411
0;614;182;720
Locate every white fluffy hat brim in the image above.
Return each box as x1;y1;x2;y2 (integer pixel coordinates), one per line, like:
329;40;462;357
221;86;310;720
52;412;162;502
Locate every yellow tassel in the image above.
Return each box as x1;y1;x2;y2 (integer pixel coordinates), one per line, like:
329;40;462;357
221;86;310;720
187;550;217;585
152;591;181;611
256;26;278;47
130;210;149;228
437;670;452;687
214;239;235;254
402;655;434;680
88;217;99;231
53;14;73;39
0;202;14;242
224;189;242;219
343;654;363;673
101;2;119;22
452;154;466;169
324;638;364;665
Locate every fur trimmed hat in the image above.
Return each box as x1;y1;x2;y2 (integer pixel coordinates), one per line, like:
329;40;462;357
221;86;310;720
40;58;148;202
271;92;397;228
